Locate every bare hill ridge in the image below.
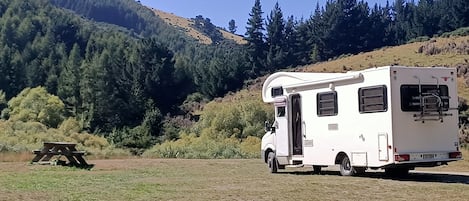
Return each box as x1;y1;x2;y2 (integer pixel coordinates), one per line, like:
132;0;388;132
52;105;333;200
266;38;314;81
150;8;246;45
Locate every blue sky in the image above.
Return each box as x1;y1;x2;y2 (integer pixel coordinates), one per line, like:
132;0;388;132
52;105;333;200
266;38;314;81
139;0;391;35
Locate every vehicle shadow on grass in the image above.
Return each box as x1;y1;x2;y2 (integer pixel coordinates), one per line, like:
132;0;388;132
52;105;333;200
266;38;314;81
278;170;469;184
375;172;469;184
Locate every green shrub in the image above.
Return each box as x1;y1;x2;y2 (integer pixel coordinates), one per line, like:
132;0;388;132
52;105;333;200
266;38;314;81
6;87;65;128
441;27;469;38
195;96;272;140
407;36;430;44
59;117;82;136
143;132;261;159
0;120;129;156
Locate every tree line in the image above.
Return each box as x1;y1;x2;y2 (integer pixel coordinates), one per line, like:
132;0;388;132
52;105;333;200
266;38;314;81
0;0;467;152
244;0;469;74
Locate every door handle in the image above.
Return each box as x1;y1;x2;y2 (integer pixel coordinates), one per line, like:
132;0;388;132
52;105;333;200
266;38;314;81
302;121;306;138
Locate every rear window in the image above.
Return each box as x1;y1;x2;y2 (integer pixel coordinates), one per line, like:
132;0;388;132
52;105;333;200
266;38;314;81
400;85;449;111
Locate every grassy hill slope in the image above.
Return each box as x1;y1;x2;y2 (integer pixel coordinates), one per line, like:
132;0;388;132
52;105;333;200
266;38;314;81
241;35;469;99
300;36;468;72
298;36;469;98
151;8;246;45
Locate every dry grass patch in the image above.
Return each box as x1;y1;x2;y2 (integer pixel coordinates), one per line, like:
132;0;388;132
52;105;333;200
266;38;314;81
220;29;246;44
151;8;246;45
0;152;33;162
300;36;469;73
151;8;212;44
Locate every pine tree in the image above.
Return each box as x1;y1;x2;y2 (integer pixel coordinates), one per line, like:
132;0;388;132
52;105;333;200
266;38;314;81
294;18;313;64
58;43;82;116
245;0;266;76
265;2;286;71
228;19;237;34
284;15;297;67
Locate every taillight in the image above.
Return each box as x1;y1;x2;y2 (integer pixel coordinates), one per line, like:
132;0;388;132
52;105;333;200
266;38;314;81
395;154;410;162
449;152;462;158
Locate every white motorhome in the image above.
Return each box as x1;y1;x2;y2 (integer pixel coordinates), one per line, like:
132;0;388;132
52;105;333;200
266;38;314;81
261;66;462;176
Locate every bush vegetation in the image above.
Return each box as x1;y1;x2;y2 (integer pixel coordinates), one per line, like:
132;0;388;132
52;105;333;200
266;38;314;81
0;119;130;157
144;90;272;158
441;27;469;38
0;87;130;158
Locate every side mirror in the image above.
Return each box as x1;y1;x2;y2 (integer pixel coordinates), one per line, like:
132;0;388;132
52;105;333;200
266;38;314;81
264;121;271;132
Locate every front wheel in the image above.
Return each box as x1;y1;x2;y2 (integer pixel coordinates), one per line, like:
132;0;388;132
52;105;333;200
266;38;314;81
339;155;355;176
267;152;278;173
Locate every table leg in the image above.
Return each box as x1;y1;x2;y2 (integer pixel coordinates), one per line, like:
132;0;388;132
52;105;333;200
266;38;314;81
31;153;45;162
42;146;59;161
74;155;89;166
58;147;79;166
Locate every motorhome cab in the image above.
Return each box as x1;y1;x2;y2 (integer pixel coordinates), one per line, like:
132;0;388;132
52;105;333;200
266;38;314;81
261;66;462;176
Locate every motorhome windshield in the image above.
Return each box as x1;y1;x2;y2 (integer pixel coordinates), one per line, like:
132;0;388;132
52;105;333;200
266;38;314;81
400;84;449;111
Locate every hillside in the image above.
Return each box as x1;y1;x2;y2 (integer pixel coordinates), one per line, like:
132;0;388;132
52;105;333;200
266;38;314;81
151;8;246;45
300;36;469;73
299;36;469;98
217;35;469;106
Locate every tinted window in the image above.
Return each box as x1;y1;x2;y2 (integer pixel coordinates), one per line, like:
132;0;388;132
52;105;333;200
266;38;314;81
401;85;449;111
359;85;387;113
277;106;286;117
271;87;283;98
317;91;338;116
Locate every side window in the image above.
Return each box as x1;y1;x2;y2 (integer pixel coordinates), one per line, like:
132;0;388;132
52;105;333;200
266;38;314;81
271;87;283;98
277;106;286;117
317;91;338;116
358;85;387;113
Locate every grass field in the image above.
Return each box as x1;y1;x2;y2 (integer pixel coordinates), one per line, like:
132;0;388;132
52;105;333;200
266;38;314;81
1;149;469;201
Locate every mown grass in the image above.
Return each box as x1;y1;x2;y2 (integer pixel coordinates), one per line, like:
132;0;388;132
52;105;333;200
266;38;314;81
1;153;469;201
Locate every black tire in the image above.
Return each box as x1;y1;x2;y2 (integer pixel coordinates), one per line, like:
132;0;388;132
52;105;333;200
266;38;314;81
267;152;278;173
313;165;322;175
339;155;355;176
385;168;409;177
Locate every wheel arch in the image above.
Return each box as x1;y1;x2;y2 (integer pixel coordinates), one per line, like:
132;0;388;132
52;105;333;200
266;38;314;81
264;148;275;163
335;151;348;165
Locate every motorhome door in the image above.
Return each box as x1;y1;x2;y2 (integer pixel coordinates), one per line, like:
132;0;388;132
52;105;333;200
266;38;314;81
274;97;289;157
291;94;303;155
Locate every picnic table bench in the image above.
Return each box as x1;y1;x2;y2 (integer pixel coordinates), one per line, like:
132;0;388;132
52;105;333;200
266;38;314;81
32;142;91;168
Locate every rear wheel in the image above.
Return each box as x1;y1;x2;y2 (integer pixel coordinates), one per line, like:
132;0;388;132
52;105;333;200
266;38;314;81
267;152;278;173
339;155;355;176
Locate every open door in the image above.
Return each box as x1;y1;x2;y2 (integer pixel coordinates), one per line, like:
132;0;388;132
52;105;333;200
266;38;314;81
291;94;303;155
274;97;289;157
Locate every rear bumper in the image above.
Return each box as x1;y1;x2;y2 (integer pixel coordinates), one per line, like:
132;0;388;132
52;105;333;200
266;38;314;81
385;159;460;168
389;152;462;168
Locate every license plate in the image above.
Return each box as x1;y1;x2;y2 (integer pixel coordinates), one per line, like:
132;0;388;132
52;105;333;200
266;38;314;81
423;154;435;159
